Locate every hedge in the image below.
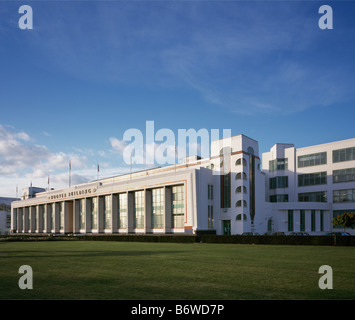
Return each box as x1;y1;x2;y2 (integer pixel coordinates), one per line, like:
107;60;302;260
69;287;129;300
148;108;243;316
201;235;355;246
2;234;355;246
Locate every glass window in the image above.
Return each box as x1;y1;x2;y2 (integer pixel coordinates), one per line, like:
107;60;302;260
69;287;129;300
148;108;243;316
208;185;214;200
79;199;85;230
298;152;327;168
208;205;214;228
300;210;305;231
236;200;247;207
236;172;247;180
269;194;288;202
298;172;327;187
172;185;184;228
269;158;288;172
104;195;112;229
236;186;247;193
152;188;164;228
236;158;247;166
134;191;144;229
118;193;127;229
333;188;355;203
311;210;316;232
298;191;327;202
333;168;355;183
333;147;355;163
269;176;288;189
91;197;98;229
288;210;293;232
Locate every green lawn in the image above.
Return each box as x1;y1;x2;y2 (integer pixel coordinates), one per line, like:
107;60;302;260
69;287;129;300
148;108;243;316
0;241;354;300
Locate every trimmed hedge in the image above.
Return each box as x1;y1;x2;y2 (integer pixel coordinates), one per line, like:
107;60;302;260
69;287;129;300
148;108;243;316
75;234;198;243
2;234;355;246
0;234;198;243
201;235;355;246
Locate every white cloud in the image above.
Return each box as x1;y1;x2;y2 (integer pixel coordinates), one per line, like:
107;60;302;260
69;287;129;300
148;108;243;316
0;125;89;196
109;137;127;153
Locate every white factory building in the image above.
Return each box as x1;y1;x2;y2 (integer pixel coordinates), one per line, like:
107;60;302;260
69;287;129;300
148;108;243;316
10;135;355;235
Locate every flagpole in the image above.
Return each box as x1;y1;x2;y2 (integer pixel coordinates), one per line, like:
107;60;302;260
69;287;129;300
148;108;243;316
97;162;99;180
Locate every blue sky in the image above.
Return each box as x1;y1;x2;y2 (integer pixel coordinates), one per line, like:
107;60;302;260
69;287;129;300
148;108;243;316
0;0;355;197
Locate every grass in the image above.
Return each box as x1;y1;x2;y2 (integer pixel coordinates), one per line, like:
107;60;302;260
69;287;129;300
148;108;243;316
0;241;354;300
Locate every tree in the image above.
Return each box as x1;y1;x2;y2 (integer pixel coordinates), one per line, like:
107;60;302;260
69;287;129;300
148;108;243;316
332;212;355;231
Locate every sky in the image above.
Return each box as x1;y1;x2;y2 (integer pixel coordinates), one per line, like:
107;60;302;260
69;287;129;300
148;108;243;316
0;0;355;197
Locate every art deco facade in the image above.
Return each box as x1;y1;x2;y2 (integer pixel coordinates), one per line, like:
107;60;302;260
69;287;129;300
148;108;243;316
11;135;355;235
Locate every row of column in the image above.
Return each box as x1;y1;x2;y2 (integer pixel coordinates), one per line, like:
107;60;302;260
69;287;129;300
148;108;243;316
12;185;185;234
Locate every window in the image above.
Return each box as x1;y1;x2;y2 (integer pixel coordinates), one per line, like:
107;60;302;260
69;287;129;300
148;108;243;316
311;210;316;232
172;185;184;228
320;210;324;231
269;158;288;172
300;210;305;231
118;193;127;229
333;168;355;183
152;188;164;228
333;189;355;203
59;202;64;230
236;172;247;180
236;200;247;207
236;214;247;221
208;205;214;228
91;197;98;229
79;199;85;229
236;186;247;193
269;194;288;202
298;172;327;187
208;185;214;200
269;176;288;189
134;191;144;229
333;147;355;163
298;152;326;168
288;210;293;232
104;195;112;229
235;158;247;166
298;191;327;202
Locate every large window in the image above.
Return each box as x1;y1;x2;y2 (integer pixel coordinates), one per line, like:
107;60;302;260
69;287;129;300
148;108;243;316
134;191;144;229
152;188;164;228
333;188;355;203
269;158;288;172
79;199;85;230
298;191;327;202
118;193;127;229
298;152;326;168
104;195;112;229
300;210;305;231
91;197;98;229
333;147;355;163
288;210;293;232
311;210;316;232
333;168;355;183
270;194;289;203
298;172;327;187
208;185;214;200
208;205;214;228
59;202;64;230
269;176;288;189
172;185;184;228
